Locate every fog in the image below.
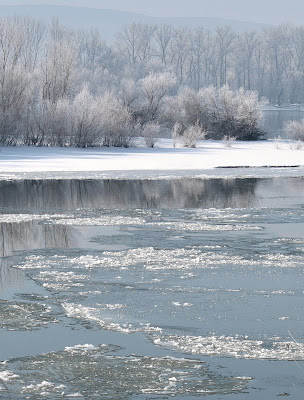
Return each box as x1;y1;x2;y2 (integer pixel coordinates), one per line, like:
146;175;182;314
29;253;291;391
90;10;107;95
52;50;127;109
0;0;303;24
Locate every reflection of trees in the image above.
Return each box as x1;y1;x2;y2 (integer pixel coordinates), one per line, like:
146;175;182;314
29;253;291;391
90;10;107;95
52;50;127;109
256;178;304;202
163;179;259;209
0;221;73;257
0;258;24;293
5;175;303;210
0;178;261;210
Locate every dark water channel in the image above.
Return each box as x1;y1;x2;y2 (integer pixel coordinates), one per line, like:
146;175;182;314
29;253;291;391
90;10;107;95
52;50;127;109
0;177;303;399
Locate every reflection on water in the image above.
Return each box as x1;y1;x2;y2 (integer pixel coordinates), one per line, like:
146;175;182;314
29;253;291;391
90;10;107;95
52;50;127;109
0;178;304;211
0;258;24;294
0;220;75;303
0;177;304;399
0;220;74;257
0;176;301;212
0;178;259;210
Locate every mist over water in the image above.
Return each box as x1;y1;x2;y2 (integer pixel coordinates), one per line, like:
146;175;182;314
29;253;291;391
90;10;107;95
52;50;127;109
0;177;304;398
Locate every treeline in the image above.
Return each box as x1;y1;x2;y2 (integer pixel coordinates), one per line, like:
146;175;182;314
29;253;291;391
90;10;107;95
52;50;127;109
116;22;304;105
0;17;273;146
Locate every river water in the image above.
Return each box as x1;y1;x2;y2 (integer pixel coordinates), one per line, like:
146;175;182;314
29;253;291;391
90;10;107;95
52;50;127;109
0;178;303;399
262;109;304;138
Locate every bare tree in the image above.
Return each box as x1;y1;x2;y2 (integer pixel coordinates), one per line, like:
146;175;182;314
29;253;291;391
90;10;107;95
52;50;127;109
170;27;191;84
115;23;156;66
264;25;292;105
215;26;236;87
21;17;47;71
234;31;258;90
154;24;175;66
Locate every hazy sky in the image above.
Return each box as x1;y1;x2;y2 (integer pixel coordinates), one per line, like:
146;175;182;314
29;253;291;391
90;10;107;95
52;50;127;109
2;0;304;25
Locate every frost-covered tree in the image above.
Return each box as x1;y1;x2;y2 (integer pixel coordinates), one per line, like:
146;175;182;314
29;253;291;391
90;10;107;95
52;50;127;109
177;87;208;128
170;27;191;84
209;86;264;140
141;122;160;148
0;18;37;144
41;38;77;103
115;23;156;66
234;31;259;91
215;26;236;87
284;119;304;141
138;72;176;123
21;17;46;71
0;16;301;147
119;78;138;109
28;98;71;146
172;122;183;148
170;85;264;141
180;123;206;148
154;25;175;66
97;91;133;147
263;25;292;105
71;86;102;147
77;29;106;71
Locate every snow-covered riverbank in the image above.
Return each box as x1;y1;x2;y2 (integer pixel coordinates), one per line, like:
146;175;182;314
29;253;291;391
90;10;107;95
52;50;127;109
0;139;304;180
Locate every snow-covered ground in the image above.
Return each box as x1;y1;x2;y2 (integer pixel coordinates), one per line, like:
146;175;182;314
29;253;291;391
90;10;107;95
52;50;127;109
0;139;304;180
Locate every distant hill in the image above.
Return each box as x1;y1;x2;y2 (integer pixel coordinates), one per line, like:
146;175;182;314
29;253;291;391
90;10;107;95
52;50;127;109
0;5;268;41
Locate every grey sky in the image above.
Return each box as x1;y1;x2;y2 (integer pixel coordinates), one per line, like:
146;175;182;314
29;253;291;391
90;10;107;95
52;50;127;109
2;0;304;25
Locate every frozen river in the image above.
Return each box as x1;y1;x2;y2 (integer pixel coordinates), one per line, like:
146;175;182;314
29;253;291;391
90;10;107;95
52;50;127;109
0;178;303;399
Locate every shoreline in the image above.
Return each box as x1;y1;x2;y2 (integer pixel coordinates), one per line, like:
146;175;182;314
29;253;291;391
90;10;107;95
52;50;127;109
0;139;304;180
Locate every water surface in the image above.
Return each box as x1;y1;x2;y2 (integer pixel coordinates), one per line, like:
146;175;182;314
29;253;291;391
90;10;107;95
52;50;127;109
262;109;304;138
0;177;303;399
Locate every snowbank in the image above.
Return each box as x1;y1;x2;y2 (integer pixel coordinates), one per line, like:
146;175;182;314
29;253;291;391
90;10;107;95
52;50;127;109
0;139;304;180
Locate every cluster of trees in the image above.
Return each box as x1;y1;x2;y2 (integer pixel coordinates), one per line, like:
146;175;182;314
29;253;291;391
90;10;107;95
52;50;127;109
116;23;304;106
168;86;264;142
0;17;268;147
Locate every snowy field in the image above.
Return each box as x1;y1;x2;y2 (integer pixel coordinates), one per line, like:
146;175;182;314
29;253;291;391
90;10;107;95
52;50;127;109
0;139;304;180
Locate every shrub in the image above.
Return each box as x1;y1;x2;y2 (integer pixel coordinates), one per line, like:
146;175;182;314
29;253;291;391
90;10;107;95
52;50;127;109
142;122;160;147
172;122;183;147
175;85;264;141
222;135;236;147
284;119;304;142
180;123;206;148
